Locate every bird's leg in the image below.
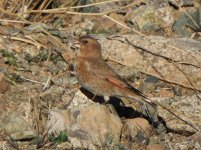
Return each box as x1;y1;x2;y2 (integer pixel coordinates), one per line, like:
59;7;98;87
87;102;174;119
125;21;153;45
91;93;97;101
104;96;119;117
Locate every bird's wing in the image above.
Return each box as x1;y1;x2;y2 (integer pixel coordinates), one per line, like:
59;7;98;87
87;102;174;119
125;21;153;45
88;60;147;99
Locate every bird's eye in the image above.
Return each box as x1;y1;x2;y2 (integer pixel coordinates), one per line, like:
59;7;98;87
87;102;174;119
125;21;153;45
82;40;88;44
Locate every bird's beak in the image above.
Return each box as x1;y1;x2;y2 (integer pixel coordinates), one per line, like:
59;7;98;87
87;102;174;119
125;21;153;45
67;36;80;50
71;41;80;49
72;41;81;55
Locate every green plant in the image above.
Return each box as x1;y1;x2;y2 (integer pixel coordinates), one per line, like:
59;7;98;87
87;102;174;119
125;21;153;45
49;129;68;144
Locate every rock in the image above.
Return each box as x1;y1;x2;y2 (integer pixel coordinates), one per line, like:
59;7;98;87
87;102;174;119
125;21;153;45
112;143;130;150
61;89;75;106
156;94;201;133
173;8;201;36
149;135;161;145
122;118;152;144
173;86;182;96
126;6;161;32
155;87;174;98
67;76;78;85
98;35;201;91
43;85;64;95
146;144;165;150
130;143;147;150
0;72;10;94
67;90;94;108
126;6;174;33
0;84;41;141
2;113;37;140
0;24;21;36
51;75;77;86
56;61;69;71
22;46;40;59
69;16;94;36
77;0;99;13
189;132;201;149
93;13;125;34
40;85;65;107
25;22;49;33
0;53;4;67
148;0;169;8
43;62;58;75
30;65;40;75
52;0;78;8
139;76;158;94
47;104;122;149
52;75;78;87
57;142;73;149
169;0;194;7
164;133;201;149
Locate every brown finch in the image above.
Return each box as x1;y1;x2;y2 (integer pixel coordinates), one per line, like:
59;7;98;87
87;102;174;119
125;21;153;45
74;36;199;131
75;35;157;108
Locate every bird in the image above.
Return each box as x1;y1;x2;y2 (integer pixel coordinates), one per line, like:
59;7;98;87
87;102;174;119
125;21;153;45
75;35;157;111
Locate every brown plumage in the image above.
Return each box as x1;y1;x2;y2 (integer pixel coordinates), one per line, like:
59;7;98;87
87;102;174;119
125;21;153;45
75;35;157;107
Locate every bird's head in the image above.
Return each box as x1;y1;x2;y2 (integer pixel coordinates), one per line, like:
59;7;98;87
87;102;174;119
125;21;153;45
78;36;102;58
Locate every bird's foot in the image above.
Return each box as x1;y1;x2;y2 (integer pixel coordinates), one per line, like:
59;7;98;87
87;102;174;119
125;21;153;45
103;96;120;117
105;102;120;118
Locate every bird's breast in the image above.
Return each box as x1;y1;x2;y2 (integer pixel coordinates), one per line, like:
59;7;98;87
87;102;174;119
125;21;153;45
75;58;91;84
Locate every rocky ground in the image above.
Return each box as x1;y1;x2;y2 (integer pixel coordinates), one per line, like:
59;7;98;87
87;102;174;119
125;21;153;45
0;0;201;149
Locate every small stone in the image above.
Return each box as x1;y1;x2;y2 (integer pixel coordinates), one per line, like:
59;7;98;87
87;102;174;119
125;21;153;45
173;8;200;36
149;135;160;145
42;85;64;98
164;133;197;149
25;22;48;32
146;144;165;150
68;90;94;108
57;142;72;149
47;104;122;149
43;62;58;75
157;88;174;97
2;114;37;141
78;0;99;13
46;65;58;75
113;143;130;150
0;72;10;94
157;94;201;133
23;47;40;59
127;5;173;32
61;89;74;105
139;76;158;93
122;118;152;143
67;76;78;85
173;86;182;96
195;142;201;149
30;65;39;75
51;75;71;86
56;61;68;71
169;0;194;7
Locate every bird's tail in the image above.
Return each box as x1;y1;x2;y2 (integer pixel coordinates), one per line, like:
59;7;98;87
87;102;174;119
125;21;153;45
125;93;158;122
127;92;157;107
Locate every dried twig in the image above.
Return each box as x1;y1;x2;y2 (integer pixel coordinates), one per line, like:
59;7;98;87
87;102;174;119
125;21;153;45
20;76;45;85
71;0;129;9
3;36;46;49
43;75;51;91
17;0;140;16
104;15;145;36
